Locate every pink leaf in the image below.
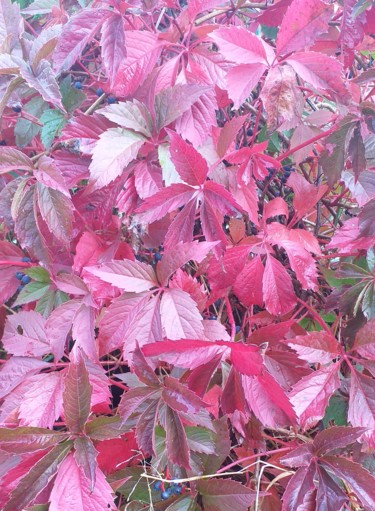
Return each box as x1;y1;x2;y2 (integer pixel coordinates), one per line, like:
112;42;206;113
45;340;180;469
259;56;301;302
73;436;98;492
276;0;333;56
352;318;375;359
160;288;204;340
0;357;49;399
2;310;49;357
224;63;267;109
286;51;350;104
233;256;264;307
100;13;126;87
85;260;157;292
167;130;209;186
285;331;340;364
53;9;109;72
18;372;64;429
287;171;328;220
135;183;195;224
49;452;115;511
36;183;74;244
209;26;269;66
0;147;34;173
157;241;217;286
289;362;341;431
263;255;296;315
348;369;375;444
113;30;163;97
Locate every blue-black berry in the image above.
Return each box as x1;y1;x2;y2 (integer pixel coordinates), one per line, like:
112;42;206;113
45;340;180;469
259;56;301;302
15;272;24;281
153;481;162;491
107;96;116;104
22;257;31;262
154;253;162;262
172;484;182;494
247;128;253;136
208;315;216;320
12;105;22;113
235;325;241;334
161;489;172;500
73;81;82;89
21;275;31;285
96;87;104;96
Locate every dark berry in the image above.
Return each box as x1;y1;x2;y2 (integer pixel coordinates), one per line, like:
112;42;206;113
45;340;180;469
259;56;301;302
15;272;24;280
73;81;82;89
283;165;291;172
281;176;287;184
0;140;6;146
214;300;221;308
107;96;116;104
96;87;104;96
12;105;21;113
135;255;142;261
21;275;31;285
161;489;172;500
22;257;31;262
153;481;162;491
247;128;253;136
154;253;162;262
172;484;182;495
208;315;216;320
235;325;241;334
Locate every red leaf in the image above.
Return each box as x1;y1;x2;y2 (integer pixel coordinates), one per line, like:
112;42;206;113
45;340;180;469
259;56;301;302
316;465;347;511
163;406;190;469
352;319;375;359
289;362;341;431
167;130;208;186
313;426;368;456
101;13;126;87
276;0;333;56
348;369;375;444
319;455;375;511
233;256;264;307
281;463;316;511
263;255;296;316
287;172;328;221
96;432;140;474
162;376;208;415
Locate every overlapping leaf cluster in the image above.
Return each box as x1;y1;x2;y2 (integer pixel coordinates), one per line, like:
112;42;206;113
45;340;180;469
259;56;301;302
0;0;375;509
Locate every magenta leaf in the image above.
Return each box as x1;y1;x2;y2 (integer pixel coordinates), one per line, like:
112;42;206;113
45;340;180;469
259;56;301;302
73;436;98;492
100;13;126;87
316;465;347;511
167;130;208;186
263;255;296;315
0;427;67;453
281;463;316;511
313;426;367;456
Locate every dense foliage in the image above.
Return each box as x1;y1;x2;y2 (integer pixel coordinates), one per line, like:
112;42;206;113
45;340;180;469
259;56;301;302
0;0;375;509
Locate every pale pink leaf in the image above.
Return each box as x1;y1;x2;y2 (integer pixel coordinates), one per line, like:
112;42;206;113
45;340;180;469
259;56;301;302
209;27;268;65
20;60;64;110
101;13;126;87
85;260;157;292
160;288;204;340
18;372;64;429
71;304;97;362
0;357;49;399
276;0;333;56
285;331;340;364
225;63;267;109
100;99;152;137
45;300;81;361
49;453;115;511
89;128;145;188
290;362;341;431
2;310;49;357
36;183;74;244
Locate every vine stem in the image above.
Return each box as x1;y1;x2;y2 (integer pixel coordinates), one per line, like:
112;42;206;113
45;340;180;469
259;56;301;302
277;125;337;162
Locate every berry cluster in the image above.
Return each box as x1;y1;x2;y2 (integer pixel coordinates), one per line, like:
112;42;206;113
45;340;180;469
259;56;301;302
152;481;183;500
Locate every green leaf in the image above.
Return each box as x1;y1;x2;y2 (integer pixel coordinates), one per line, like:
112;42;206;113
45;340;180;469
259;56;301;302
166;496;197;511
197;478;257;511
60;75;85;112
185;427;215;454
35;289;69;318
4;441;73;511
14;281;50;306
108;467;151;503
40;109;66;149
15;96;46;148
24;266;51;283
322;394;348;428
